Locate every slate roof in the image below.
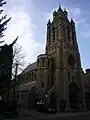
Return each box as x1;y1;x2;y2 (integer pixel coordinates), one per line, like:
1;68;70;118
16;81;36;92
22;62;37;74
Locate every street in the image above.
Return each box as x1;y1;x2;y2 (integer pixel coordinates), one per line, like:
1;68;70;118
2;109;90;120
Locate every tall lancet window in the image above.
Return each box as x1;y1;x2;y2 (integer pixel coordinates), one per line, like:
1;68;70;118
67;26;70;42
48;28;51;45
52;26;55;42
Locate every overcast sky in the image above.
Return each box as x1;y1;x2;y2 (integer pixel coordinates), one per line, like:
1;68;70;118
1;0;90;70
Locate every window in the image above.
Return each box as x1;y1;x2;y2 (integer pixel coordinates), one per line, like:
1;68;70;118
68;55;75;68
67;26;70;41
52;27;55;41
68;71;70;82
29;73;31;82
48;78;50;89
42;59;44;67
35;73;36;80
41;82;44;88
17;94;19;100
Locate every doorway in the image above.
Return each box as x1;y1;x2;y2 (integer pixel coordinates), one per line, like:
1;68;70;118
69;80;79;109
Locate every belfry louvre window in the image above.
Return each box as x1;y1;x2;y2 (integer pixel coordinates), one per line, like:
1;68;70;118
52;27;55;41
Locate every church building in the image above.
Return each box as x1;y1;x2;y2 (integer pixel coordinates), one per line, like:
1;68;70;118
16;6;87;111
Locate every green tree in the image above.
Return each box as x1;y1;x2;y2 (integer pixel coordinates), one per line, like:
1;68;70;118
0;44;13;97
0;0;11;40
0;37;18;99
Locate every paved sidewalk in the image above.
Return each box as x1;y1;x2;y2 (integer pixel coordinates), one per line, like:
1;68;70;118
3;109;90;120
18;108;90;118
18;108;47;118
56;111;90;117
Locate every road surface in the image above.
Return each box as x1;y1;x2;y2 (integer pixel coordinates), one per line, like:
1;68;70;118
2;109;90;120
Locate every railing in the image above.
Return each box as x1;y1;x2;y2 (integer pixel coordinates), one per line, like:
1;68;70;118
48;85;56;94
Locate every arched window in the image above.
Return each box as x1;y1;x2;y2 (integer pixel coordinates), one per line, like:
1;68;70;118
68;71;70;82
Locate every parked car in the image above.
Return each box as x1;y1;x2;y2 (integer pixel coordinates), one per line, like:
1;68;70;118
37;102;57;114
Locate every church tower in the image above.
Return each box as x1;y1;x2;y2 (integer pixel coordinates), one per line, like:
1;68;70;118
45;5;86;110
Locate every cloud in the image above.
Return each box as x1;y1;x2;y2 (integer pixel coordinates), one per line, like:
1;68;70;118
2;4;45;66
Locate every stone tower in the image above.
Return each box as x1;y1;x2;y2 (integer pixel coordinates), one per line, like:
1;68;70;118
36;6;86;110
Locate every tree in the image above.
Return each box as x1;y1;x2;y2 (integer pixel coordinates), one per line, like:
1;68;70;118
0;37;18;99
11;43;26;98
0;0;11;40
0;43;13;97
12;43;26;78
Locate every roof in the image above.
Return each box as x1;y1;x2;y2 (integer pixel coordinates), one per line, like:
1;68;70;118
16;81;36;92
22;62;37;74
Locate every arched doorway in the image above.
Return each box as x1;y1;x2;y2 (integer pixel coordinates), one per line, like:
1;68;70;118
69;80;80;110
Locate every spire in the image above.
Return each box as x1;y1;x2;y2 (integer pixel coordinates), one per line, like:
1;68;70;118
47;19;51;26
53;10;57;19
64;8;68;17
71;18;75;24
57;4;63;12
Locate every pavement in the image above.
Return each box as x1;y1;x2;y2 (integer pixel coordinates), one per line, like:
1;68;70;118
18;108;90;118
1;109;90;120
18;110;90;120
18;108;47;118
